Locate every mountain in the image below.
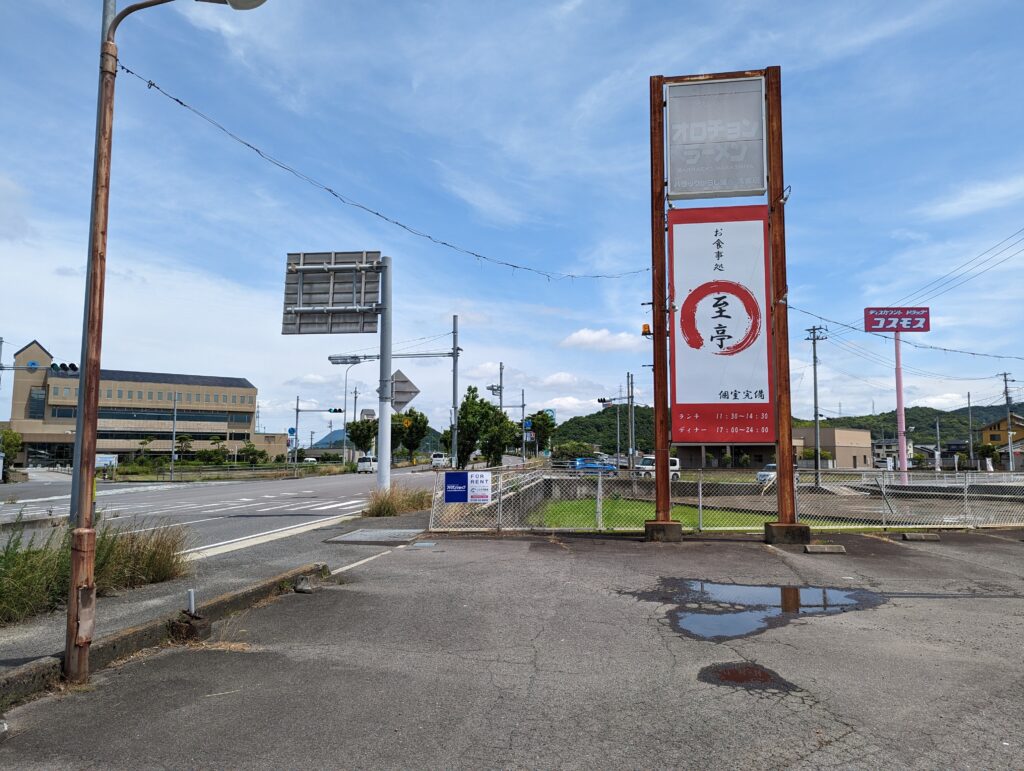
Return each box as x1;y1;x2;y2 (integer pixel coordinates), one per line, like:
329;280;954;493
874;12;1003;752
552;405;654;454
793;404;1009;446
550;403;1010;453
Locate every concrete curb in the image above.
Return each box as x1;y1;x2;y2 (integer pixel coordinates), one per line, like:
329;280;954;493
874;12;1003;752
0;562;328;713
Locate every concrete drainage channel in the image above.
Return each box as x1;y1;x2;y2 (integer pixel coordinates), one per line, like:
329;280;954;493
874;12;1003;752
0;563;329;715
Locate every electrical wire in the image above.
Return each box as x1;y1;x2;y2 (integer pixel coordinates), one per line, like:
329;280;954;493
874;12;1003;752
790;304;1024;362
118;63;647;282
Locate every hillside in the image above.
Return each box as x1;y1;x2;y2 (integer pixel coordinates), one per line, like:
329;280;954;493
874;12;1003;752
551;403;1010;452
552;406;654;454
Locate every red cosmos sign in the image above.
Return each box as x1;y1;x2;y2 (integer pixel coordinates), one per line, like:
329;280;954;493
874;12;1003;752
668;205;775;444
863;307;930;332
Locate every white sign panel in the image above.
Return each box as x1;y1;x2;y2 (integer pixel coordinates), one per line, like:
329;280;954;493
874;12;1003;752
467;471;492;504
666;77;766;200
668;206;775;443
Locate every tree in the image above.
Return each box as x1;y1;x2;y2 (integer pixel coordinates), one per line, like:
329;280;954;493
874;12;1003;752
175;434;193;457
526;410;555;454
454;386;509;468
976;443;996;459
439;428;451;454
239;441;268;466
393;408;429;462
273;453;287;464
347;419;378;454
1;428;22;481
138;436;155;460
552;440;593;461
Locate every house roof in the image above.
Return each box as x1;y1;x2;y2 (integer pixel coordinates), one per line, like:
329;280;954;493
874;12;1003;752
49;368;255;389
12;340;52;359
978;413;1024;431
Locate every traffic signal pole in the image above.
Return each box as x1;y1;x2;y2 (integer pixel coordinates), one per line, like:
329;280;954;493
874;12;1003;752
376;256;393;491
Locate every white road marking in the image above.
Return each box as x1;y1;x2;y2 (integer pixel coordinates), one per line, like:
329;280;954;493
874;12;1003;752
255;503;302;512
183;513;359;560
330;550;393;575
311;500;360;511
121;515;228;534
284;501;325;511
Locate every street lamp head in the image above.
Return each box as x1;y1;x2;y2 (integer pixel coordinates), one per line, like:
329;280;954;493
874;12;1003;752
195;0;269;9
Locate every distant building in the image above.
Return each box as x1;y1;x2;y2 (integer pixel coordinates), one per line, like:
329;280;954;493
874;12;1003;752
872;436;914;464
673;437;804;469
792;427;872;469
977;414;1024;449
3;341;287;466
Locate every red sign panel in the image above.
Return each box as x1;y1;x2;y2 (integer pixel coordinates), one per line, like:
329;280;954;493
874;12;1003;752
863;307;930;332
668;205;775;444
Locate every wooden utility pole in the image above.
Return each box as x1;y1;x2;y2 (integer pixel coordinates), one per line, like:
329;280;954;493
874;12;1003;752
763;65;805;543
645;75;679;541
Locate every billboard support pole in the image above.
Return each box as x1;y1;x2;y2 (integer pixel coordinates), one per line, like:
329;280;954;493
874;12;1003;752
763;65;807;544
376;256;393;491
644;74;680;542
895;331;909;483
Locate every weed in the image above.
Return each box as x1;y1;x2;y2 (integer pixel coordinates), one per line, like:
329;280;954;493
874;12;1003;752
365;484;433;517
0;518;189;625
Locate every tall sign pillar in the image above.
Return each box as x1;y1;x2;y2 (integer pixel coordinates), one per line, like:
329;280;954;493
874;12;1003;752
653;67;803;543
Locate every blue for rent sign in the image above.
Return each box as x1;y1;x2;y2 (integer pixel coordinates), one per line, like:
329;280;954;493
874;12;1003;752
444;471;469;503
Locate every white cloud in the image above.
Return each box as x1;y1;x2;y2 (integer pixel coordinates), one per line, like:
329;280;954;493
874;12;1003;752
560;328;645;352
919;173;1024;220
0;176;34;242
436;164;527;226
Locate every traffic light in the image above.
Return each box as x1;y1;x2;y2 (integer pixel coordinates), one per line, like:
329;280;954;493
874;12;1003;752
327;408;344;413
49;362;79;373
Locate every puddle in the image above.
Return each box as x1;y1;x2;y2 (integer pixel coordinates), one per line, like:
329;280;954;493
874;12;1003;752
623;579;884;641
698;662;797;691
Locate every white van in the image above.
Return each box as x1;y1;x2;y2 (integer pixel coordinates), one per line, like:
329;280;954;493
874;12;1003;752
634;454;680;480
430;452;450;469
356;456;378;474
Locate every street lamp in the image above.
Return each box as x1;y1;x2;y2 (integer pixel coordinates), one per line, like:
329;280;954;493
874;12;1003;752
328;355;372;461
66;0;269;685
598;395;626;466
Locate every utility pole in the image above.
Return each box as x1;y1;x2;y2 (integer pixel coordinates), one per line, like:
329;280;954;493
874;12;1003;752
310;430;315;451
967;391;974;463
487;362;504;413
935;418;941;472
293;396;300;472
452;314;459;467
521;388;526;464
806;326;826;486
1001;372;1015;472
627;371;636;470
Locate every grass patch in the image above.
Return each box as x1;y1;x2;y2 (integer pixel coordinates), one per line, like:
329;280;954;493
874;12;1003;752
364;484;433;517
536;499;853;530
0;518;189;625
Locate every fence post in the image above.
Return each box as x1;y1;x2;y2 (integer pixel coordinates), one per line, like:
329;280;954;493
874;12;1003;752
697;468;703;531
596;470;604;531
496;471;503;531
963;471;970;528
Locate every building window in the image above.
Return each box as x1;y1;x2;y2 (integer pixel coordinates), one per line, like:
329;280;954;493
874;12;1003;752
52;386;59;398
106;388;112;399
195;392;200;403
63;387;70;397
248;396;254;404
28;387;45;419
186;393;192;403
117;389;123;399
231;395;237;404
148;391;153;400
205;393;210;403
177;392;183;402
157;392;163;401
137;391;142;400
990;433;1000;441
214;394;219;403
222;393;227;404
127;390;133;400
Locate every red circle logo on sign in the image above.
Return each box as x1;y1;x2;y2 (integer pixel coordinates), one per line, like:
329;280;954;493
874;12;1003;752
679;280;761;356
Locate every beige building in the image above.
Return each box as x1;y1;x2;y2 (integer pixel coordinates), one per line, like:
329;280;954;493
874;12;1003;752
792;426;872;469
4;341;287;466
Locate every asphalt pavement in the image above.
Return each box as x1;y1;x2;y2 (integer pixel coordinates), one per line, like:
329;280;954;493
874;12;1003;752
3;528;1023;769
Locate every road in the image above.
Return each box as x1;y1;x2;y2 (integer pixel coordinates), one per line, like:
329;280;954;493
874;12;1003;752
0;467;434;557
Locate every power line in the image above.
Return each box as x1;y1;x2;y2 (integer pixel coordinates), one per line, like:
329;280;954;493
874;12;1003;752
825;337;997;382
789;304;1024;362
118;63;647;283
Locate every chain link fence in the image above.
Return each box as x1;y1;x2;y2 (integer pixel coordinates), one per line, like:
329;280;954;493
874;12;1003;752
430;466;1024;532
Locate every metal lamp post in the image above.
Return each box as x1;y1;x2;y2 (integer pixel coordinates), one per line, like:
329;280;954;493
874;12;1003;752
65;0;268;686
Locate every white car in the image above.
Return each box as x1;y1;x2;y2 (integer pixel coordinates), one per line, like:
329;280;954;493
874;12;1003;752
356;456;378;474
634;454;681;481
757;464;800;484
430;452;450;469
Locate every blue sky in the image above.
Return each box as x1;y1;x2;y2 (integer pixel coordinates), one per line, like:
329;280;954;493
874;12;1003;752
2;0;1023;438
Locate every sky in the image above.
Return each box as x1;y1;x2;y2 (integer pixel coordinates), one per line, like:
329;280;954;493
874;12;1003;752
1;0;1023;442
